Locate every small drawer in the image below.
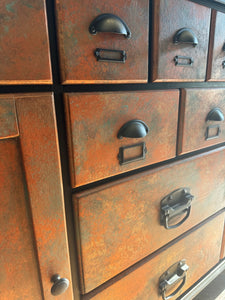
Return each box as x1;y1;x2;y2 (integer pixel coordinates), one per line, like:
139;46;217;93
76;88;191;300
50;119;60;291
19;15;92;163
55;0;149;84
74;148;225;293
178;88;225;155
152;0;211;82
207;10;225;81
65;90;179;187
0;0;52;84
88;213;225;300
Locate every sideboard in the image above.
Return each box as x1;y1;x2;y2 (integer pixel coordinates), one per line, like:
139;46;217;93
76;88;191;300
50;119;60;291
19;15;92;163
1;0;225;299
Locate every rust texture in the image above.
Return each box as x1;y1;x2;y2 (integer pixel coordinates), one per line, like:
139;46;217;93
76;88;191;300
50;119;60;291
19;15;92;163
178;88;225;154
0;0;52;84
152;0;211;82
74;147;225;293
15;94;73;299
207;10;225;81
0;139;43;299
55;0;149;83
0;97;19;139
65;90;179;187
89;213;225;299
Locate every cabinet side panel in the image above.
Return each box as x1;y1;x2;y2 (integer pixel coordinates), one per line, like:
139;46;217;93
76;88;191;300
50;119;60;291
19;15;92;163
16;94;73;300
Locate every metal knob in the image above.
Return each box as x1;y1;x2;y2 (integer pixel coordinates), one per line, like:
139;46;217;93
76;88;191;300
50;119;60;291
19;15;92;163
51;274;69;296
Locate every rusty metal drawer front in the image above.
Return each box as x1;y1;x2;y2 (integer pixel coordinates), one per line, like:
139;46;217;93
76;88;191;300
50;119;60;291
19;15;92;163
55;0;149;84
152;0;211;82
65;90;179;187
73;148;225;293
0;0;52;84
178;88;225;155
207;10;225;81
88;214;224;299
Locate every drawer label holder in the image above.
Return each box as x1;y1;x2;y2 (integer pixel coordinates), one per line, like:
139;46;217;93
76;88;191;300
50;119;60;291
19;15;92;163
118;142;147;165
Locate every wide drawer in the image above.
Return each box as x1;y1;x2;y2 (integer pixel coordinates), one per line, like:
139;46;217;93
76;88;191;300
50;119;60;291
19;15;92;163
207;10;225;81
74;147;225;293
55;0;149;84
88;213;225;300
178;88;225;155
65;90;179;187
0;0;52;84
152;0;211;82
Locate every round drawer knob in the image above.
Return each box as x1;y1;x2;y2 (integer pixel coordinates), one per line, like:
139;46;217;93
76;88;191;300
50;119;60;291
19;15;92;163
51;274;69;296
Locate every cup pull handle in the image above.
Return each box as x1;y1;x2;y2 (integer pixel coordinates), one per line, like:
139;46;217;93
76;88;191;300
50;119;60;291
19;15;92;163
117;120;149;139
173;28;198;46
89;13;131;38
206;108;224;122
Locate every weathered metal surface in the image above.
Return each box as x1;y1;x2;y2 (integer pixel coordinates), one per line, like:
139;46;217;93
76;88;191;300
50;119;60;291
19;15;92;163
15;94;73;299
207;10;225;81
55;0;149;83
178;88;225;154
0;97;19;139
0;139;43;299
0;0;52;84
89;214;224;299
74;147;225;293
65;90;179;187
152;0;211;82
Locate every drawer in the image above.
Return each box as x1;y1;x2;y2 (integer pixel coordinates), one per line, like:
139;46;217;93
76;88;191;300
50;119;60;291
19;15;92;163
65;90;179;187
178;88;225;155
207;10;225;81
74;148;225;293
152;0;211;82
0;0;52;84
55;0;149;84
88;213;225;300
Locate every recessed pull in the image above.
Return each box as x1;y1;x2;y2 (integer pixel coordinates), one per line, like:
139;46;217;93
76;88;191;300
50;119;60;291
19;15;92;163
173;28;198;46
89;13;131;38
117;120;149;139
206;108;224;122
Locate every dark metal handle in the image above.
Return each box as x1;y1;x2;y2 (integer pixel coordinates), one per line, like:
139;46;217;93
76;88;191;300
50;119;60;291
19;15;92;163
95;48;126;63
160;188;194;229
159;260;189;300
117;120;149;139
51;274;69;296
173;28;198;46
174;55;194;66
206;108;224;122
89;14;131;38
